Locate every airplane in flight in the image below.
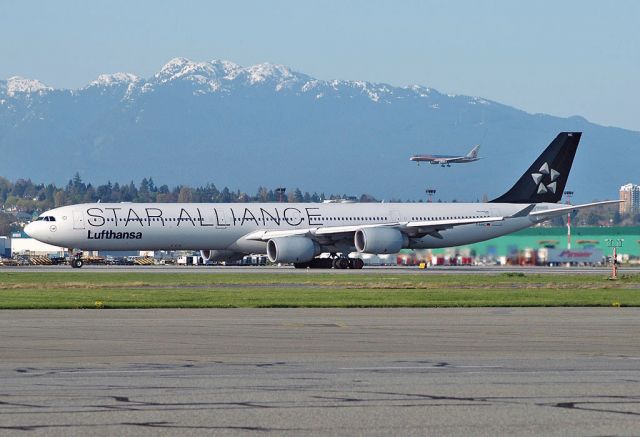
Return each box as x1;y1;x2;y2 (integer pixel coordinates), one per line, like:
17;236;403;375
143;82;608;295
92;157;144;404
410;145;481;167
25;132;618;269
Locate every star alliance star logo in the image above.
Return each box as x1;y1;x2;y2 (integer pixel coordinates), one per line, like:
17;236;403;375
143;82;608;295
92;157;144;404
531;162;560;194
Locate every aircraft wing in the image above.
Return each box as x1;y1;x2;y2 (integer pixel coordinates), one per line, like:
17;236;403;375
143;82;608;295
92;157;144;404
243;223;395;242
438;156;464;163
243;215;506;242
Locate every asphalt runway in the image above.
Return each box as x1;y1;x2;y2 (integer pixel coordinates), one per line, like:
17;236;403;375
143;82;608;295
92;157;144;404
4;264;637;275
1;308;639;435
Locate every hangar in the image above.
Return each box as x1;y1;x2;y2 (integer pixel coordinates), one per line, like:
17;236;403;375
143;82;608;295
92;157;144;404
8;231;66;257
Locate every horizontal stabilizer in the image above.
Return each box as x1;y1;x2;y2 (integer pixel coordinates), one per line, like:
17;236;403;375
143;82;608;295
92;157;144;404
510;204;536;218
530;200;623;220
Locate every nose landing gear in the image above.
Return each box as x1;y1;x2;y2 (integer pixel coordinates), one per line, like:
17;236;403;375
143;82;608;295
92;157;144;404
70;251;84;268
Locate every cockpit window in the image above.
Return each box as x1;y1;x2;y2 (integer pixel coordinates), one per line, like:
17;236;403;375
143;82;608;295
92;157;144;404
36;216;56;222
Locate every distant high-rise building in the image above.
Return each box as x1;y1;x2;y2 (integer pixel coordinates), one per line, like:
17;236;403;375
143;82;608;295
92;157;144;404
619;183;640;214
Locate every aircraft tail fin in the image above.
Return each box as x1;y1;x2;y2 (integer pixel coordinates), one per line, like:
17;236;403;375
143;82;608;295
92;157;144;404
491;132;581;204
466;145;480;159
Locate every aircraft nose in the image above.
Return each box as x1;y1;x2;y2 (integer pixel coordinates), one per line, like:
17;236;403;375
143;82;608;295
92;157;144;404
24;222;36;238
24;221;47;241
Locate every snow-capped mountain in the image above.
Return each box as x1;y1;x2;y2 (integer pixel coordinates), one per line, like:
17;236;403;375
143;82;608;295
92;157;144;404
73;57;444;104
88;73;140;88
0;57;637;201
3;76;52;96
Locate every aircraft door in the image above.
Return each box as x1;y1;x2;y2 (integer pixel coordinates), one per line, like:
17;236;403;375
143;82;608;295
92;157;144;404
73;210;85;230
390;210;401;223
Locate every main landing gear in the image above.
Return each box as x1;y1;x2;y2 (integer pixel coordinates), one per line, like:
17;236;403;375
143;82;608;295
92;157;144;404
294;256;364;269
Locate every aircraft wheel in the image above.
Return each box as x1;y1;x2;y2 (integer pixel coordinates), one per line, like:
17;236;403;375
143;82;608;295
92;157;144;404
350;258;365;269
309;258;333;269
72;258;84;269
337;258;350;269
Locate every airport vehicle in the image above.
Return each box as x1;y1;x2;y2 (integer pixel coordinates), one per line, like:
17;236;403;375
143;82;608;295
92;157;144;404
25;132;618;269
410;145;480;166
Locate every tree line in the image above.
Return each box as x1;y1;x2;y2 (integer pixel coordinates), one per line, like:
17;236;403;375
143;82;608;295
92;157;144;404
0;172;376;215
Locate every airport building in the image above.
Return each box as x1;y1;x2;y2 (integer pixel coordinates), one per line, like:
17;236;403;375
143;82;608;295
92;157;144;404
8;231;66;257
619;183;640;214
0;236;9;258
409;226;640;266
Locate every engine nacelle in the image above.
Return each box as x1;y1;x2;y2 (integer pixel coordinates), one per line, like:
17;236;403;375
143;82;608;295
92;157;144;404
267;237;320;263
200;249;244;263
354;227;408;254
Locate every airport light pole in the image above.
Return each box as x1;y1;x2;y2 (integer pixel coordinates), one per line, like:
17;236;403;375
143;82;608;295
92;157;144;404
426;189;437;203
605;238;624;280
564;190;574;250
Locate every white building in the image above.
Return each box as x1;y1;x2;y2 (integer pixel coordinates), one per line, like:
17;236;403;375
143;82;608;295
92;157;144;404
9;232;66;256
619;183;640;214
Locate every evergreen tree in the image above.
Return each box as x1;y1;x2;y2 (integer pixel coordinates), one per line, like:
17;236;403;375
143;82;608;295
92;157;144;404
220;187;232;202
288;188;304;203
148;177;156;192
139;178;150;202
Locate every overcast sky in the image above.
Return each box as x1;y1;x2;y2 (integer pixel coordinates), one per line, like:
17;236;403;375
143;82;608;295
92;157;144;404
2;0;638;131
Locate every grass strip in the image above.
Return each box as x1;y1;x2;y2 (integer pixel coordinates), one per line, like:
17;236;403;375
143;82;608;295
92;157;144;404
1;271;639;288
0;286;638;309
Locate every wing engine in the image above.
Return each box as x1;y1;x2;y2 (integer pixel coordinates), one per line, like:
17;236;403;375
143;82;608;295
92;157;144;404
266;236;321;263
354;227;409;254
200;249;244;263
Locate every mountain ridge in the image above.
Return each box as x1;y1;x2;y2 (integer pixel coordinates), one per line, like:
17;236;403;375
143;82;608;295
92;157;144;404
1;57;484;105
1;57;637;203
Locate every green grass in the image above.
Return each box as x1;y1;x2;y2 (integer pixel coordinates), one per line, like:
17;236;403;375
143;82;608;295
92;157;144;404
0;271;638;309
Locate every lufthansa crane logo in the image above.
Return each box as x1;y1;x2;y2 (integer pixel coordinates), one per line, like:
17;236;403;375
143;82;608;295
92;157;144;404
531;162;560;194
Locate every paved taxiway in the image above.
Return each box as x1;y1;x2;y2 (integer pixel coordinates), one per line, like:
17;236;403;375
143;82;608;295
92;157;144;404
5;264;636;275
1;308;639;435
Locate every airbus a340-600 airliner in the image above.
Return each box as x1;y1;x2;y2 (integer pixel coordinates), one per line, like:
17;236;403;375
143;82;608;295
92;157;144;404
25;132;618;269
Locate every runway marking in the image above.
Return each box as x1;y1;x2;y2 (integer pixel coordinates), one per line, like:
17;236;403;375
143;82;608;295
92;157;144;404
339;365;503;370
16;368;222;376
456;365;504;368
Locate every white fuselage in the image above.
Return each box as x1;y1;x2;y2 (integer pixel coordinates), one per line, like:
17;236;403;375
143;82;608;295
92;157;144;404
24;202;550;253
